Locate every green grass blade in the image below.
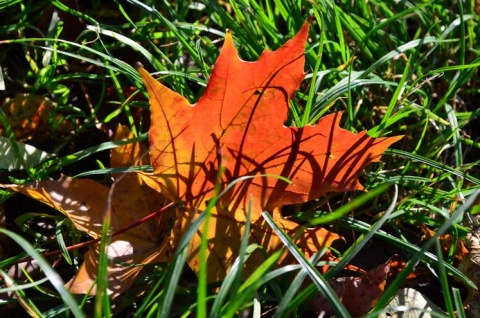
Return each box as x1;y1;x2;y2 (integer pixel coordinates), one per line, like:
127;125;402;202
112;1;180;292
0;229;85;318
273;252;324;317
93;186;113;318
337;217;475;290
262;211;350;317
452;287;466;317
386;149;480;185
209;244;260;317
372;189;480;310
434;240;454;317
326;184;398;279
0;269;43;316
223;254;297;317
41;133;147;173
158;207;207;317
307;183;391;225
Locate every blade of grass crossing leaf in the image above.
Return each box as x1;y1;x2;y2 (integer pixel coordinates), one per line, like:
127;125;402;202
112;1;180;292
198;166;255;317
74;165;152;178
0;276;50;294
211;175;291;316
211;245;265;317
166;211;264;317
262;211;350;318
161;174;266;317
230;198;253;303
56;219;73;265
452;288;466;317
133;267;168;316
273;252;324;317
209;244;260;317
285;184;398;312
197;182;219;317
218;244;264;317
223;257;298;317
158;208;207;317
0;229;85;317
0;269;43;316
373;189;480;311
94;184;114;318
337;217;475;289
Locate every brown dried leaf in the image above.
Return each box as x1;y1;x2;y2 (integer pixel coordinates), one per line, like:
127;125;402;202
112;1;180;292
457;229;480;316
1;93;75;142
1;126;172;296
311;255;403;316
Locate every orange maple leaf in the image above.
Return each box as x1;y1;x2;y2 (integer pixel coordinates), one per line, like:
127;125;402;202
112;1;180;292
137;21;403;281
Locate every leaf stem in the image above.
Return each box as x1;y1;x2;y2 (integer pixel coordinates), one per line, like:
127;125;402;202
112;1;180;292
8;202;175;265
